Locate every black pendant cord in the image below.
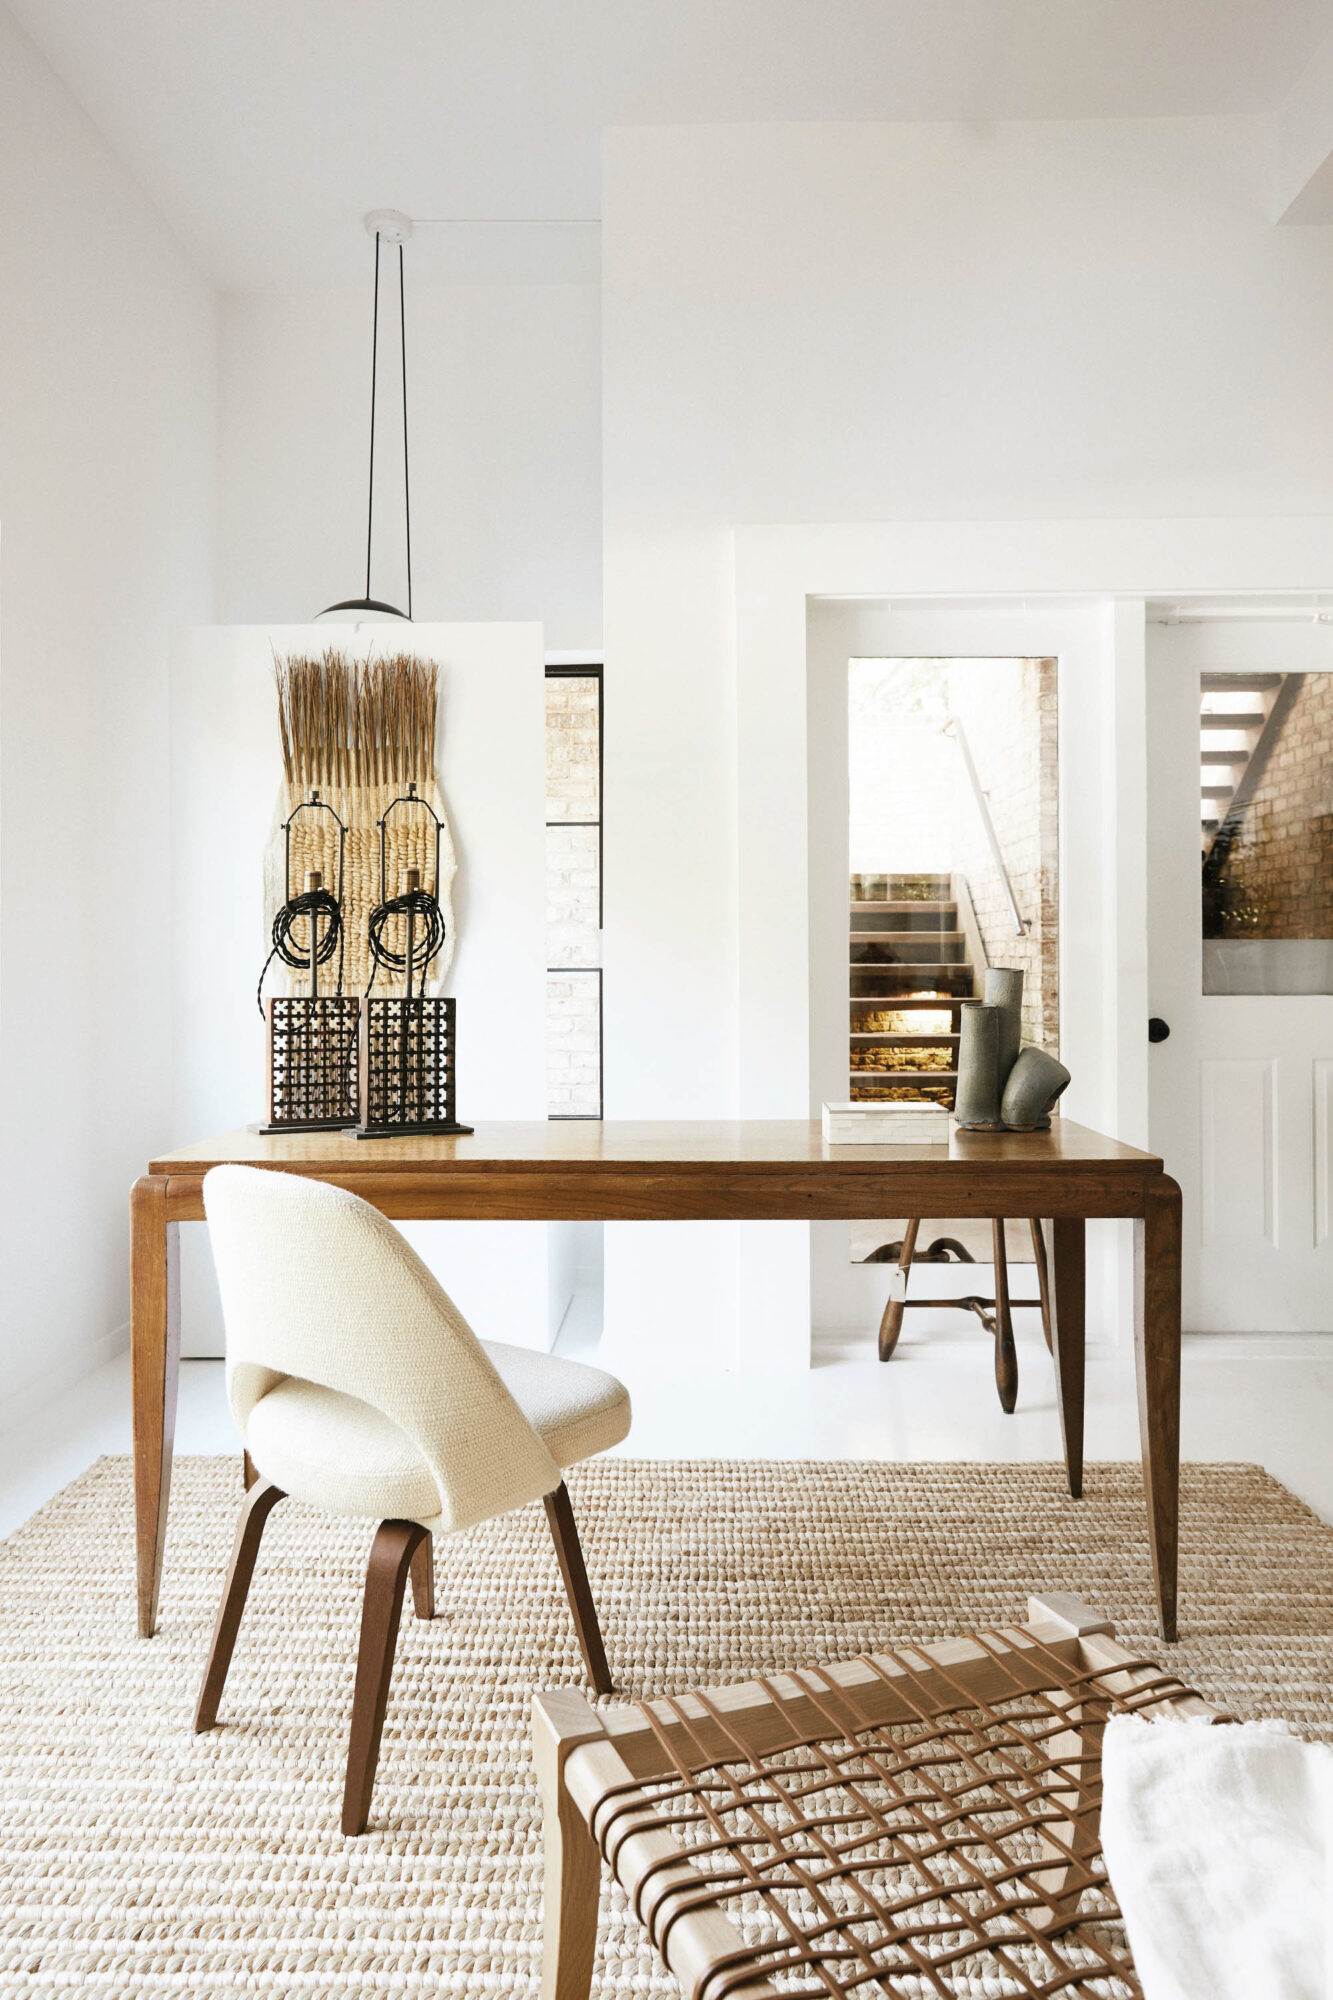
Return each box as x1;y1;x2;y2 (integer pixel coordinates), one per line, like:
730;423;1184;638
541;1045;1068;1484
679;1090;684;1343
364;888;445;997
365;229;382;604
319;220;413;621
256;889;345;1017
399;242;413;621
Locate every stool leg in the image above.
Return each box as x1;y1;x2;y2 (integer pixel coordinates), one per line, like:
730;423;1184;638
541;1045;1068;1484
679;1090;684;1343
194;1477;286;1731
342;1519;427;1836
533;1691;606;2000
878;1217;920;1361
992;1220;1018;1413
1030;1218;1054;1354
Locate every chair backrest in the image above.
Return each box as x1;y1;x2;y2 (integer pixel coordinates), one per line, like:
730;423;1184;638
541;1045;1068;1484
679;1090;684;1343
203;1165;560;1533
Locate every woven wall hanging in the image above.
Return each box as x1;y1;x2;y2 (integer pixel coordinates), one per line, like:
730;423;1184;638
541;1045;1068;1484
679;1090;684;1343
263;650;457;1000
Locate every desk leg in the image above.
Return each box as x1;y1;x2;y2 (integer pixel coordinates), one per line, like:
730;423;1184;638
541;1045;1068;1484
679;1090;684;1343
1136;1177;1182;1643
132;1176;180;1638
1046;1219;1085;1501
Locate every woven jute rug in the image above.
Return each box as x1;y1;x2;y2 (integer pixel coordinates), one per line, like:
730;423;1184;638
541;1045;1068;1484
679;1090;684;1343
2;1457;1331;1995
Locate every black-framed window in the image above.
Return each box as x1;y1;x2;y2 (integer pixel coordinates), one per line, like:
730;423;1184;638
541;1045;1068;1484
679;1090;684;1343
545;664;603;1118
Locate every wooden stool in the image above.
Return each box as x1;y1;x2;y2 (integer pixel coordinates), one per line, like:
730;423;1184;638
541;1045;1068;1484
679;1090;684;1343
874;1218;1054;1412
533;1593;1217;2000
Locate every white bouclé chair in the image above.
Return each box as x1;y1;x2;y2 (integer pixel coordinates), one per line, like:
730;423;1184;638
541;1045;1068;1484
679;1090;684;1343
195;1165;631;1835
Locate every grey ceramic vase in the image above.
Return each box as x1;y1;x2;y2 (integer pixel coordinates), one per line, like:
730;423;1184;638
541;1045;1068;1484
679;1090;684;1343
1000;1045;1071;1131
953;1001;1004;1129
983;967;1024;1089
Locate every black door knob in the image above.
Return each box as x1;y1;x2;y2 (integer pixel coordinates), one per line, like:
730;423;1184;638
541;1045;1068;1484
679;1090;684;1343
1148;1017;1170;1043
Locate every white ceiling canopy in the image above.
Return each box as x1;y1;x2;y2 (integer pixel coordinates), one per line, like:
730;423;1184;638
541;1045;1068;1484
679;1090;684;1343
10;0;1332;287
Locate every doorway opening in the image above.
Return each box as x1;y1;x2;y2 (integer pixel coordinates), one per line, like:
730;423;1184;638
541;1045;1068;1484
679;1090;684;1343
847;655;1059;1263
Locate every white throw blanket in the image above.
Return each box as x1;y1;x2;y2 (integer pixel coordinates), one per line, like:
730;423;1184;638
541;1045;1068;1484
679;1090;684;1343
1099;1712;1333;2000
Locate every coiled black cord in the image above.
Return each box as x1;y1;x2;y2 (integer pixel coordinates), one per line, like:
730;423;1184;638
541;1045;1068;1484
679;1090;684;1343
365;888;446;996
256;888;344;1016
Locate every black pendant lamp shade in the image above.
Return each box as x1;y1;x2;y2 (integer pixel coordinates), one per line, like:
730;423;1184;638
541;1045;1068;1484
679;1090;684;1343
320;210;414;621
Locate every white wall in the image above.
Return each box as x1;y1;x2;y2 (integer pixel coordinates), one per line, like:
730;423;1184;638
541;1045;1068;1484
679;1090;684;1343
170;621;555;1357
0;5;216;1420
217;284;602;650
601;119;1333;1361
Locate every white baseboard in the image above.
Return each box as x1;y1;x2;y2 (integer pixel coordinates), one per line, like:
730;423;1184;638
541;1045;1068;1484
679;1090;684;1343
1182;1330;1333;1359
0;1322;130;1439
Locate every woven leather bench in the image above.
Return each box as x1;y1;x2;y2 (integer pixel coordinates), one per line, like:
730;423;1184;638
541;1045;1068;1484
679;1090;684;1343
533;1593;1218;2000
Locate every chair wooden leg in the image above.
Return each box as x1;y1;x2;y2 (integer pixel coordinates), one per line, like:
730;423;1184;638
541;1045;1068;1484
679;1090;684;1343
342;1519;428;1837
544;1482;613;1695
409;1533;435;1620
194;1477;286;1732
992;1220;1018;1413
242;1450;258;1491
877;1217;919;1361
1029;1218;1054;1354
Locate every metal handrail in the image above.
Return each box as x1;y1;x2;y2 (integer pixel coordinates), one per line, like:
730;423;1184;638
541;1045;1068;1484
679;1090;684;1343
942;715;1026;938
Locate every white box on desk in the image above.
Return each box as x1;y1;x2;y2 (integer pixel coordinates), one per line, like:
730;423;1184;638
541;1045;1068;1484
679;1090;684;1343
822;1102;950;1145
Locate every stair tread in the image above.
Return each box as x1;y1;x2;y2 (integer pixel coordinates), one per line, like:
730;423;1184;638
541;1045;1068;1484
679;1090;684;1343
850;900;957;913
851;1032;961;1045
850;996;966;1010
852;1072;956;1088
1201;672;1282;690
1201;712;1264;729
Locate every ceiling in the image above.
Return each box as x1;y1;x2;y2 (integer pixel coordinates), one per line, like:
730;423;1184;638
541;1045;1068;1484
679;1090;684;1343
11;0;1333;288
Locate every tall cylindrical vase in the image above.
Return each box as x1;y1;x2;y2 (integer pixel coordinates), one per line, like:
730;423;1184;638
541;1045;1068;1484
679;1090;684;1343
984;967;1024;1091
953;1001;1003;1129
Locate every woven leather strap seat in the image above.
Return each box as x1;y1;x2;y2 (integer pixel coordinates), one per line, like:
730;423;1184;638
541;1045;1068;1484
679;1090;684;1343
533;1594;1218;2000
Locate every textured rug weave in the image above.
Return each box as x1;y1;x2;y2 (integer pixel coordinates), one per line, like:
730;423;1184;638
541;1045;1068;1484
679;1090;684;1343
2;1456;1332;1995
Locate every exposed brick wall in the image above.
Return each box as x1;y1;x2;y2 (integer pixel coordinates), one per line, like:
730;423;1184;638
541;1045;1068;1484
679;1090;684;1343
546;674;602;1115
1209;674;1333;938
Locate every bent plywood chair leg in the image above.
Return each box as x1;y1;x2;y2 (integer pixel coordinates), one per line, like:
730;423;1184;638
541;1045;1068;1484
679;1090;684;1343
877;1217;919;1361
1030;1217;1054;1354
544;1482;613;1695
409;1533;435;1620
194;1478;286;1731
992;1220;1018;1413
342;1519;428;1836
242;1451;258;1492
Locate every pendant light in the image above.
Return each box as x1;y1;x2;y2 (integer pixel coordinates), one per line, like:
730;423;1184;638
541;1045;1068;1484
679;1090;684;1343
319;210;414;621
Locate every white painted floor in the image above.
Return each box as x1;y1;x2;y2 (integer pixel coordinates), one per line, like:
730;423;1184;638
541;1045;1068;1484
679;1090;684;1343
4;1298;1333;1540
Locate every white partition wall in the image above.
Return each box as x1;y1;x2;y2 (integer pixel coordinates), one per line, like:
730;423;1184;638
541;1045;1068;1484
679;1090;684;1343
169;621;555;1356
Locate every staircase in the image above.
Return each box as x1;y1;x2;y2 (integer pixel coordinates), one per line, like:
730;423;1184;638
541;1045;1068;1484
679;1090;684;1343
848;873;983;1105
1200;672;1299;859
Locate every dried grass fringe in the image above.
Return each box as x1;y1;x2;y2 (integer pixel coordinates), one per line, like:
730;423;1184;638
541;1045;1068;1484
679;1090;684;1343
276;650;439;792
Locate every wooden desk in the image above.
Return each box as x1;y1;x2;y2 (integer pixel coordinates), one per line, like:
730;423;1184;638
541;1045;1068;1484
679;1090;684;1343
133;1119;1181;1640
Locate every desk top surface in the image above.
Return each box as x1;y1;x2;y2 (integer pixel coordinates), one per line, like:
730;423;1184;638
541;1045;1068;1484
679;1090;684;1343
151;1118;1162;1178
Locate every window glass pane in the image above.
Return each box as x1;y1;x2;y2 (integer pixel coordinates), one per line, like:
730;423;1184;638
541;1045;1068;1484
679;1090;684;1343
1201;672;1333;994
544;673;600;821
547;970;601;1117
545;671;602;1115
546;823;600;968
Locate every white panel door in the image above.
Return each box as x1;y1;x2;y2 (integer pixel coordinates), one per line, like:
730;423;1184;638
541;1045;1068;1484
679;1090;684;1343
1146;617;1333;1332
